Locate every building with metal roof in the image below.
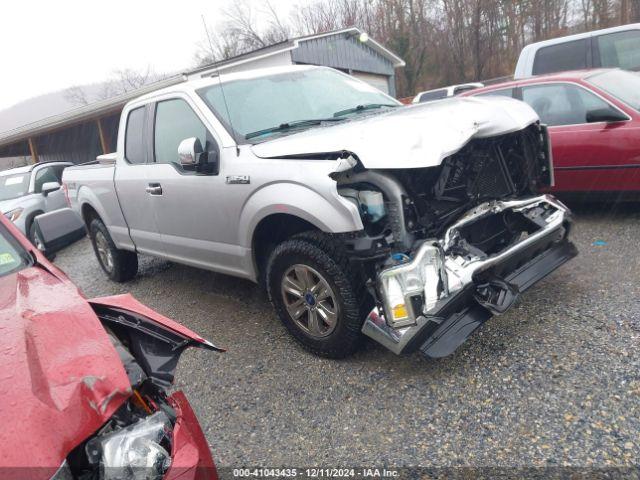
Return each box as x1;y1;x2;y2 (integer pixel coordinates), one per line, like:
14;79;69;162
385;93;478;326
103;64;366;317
0;27;404;167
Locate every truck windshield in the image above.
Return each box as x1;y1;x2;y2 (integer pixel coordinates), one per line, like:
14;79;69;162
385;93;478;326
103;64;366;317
0;173;30;201
197;68;399;143
0;222;32;277
587;70;640;111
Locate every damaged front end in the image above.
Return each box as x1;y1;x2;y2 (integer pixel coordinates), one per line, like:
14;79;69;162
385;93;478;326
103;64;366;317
64;295;221;480
334;123;577;357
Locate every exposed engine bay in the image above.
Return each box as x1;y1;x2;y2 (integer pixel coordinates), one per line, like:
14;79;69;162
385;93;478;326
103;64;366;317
336;123;554;254
334;122;576;355
65;305;215;480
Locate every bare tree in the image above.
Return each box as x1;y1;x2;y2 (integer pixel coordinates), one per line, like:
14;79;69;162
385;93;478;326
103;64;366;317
63;67;168;107
189;0;639;98
195;0;291;66
63;85;90;106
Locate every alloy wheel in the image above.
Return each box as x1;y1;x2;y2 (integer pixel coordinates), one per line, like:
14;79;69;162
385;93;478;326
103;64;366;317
280;264;339;338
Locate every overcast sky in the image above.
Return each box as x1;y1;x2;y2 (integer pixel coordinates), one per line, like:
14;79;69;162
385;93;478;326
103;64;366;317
0;0;301;111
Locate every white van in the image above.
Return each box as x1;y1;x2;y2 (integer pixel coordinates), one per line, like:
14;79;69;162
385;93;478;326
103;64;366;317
515;23;640;78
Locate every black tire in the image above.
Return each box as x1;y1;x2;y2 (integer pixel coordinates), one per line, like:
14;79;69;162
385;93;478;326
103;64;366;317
266;231;371;358
89;218;138;282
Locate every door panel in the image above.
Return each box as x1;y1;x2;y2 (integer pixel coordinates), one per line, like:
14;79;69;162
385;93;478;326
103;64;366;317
521;82;640;192
44;189;67;211
148;98;243;274
114;165;164;255
113;106;163;255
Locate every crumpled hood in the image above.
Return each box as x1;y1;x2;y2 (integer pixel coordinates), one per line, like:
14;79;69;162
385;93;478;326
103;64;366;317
251;96;539;169
0;265;131;472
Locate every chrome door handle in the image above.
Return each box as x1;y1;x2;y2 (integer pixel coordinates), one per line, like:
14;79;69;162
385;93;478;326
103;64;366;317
145;183;162;195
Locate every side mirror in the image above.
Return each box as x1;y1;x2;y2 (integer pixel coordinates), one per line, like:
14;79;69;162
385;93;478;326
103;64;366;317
177;137;218;174
586;107;628;123
178;137;204;167
41;181;61;196
33;208;85;258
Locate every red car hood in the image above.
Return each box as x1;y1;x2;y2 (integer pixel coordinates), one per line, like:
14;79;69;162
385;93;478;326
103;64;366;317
0;265;131;472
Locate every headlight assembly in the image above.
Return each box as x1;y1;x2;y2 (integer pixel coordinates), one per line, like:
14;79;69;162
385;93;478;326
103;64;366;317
4;207;23;222
85;411;173;480
378;243;448;328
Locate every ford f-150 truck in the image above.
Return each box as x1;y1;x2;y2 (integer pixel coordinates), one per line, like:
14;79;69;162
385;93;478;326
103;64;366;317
63;65;577;359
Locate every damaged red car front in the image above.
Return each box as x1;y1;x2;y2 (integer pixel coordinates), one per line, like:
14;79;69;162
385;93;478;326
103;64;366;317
0;215;220;480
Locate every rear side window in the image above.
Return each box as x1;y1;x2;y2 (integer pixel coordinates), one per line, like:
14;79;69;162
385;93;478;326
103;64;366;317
153;99;211;164
475;88;515;98
125;107;146;164
419;89;447;102
596;30;640;70
532;39;589;75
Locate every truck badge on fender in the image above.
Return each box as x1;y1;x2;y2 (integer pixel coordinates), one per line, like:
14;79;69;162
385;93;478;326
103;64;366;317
226;175;250;184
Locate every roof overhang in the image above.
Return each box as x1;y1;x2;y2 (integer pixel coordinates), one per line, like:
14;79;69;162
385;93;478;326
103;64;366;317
0;74;185;148
190;26;405;78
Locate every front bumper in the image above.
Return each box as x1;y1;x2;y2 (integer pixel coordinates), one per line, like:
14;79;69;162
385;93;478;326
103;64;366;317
362;195;577;357
165;391;217;480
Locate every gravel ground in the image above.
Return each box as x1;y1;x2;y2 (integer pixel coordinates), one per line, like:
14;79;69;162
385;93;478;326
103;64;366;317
53;202;640;469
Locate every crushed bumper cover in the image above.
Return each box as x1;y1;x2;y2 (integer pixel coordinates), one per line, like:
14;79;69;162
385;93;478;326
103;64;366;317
362;195;577;357
165;391;218;480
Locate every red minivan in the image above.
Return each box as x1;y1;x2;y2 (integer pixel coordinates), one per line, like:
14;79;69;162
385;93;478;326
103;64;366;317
463;68;640;195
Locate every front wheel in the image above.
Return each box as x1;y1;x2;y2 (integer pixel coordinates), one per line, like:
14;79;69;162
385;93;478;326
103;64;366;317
266;232;370;358
89;218;138;282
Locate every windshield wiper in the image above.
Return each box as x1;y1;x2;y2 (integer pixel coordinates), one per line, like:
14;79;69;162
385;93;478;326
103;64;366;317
333;103;399;117
245;118;345;140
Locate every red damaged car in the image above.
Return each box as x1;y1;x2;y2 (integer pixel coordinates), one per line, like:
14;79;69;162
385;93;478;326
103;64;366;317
0;214;220;480
464;68;640;195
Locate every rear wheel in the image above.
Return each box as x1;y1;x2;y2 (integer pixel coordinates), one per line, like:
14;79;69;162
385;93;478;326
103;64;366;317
89;218;138;282
266;232;370;358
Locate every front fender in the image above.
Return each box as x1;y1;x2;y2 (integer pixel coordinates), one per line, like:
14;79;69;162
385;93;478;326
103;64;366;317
238;181;363;248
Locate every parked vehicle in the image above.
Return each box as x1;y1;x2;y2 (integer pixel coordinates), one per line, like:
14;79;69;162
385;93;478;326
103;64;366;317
464;68;640;194
412;82;484;103
515;23;640;78
0;214;219;479
0;161;72;247
63;65;576;359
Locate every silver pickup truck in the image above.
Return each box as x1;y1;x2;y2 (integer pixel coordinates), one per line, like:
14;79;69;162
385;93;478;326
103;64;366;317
63;65;577;358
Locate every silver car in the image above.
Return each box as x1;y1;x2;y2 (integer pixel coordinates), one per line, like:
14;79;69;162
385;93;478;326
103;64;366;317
0;161;71;247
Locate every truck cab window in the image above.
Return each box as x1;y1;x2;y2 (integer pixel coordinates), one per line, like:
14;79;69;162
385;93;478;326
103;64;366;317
154;99;212;164
532;39;589;75
125;107;147;164
596;30;640;71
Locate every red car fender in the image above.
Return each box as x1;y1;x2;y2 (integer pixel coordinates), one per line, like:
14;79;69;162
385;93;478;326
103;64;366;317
165;391;218;480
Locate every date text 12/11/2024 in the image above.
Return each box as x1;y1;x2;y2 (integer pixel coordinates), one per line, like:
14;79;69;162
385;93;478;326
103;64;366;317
232;468;400;478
